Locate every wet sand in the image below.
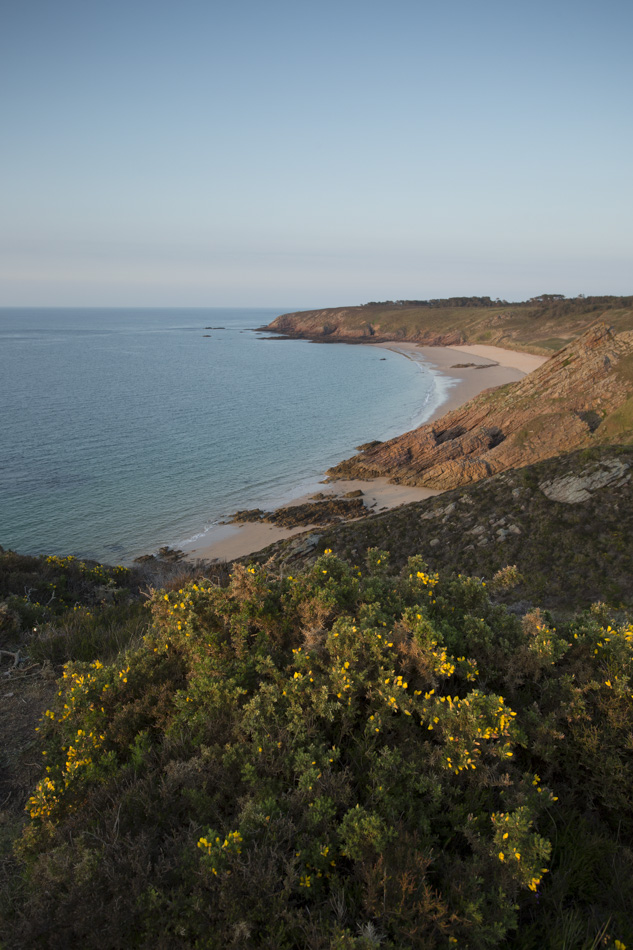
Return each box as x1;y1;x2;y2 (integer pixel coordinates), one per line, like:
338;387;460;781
183;343;548;563
377;342;526;422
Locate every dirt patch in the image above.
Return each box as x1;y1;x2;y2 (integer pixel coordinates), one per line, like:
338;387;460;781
0;665;57;817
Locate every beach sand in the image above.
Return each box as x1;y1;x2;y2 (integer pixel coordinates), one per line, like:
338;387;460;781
446;343;548;375
183;343;548;563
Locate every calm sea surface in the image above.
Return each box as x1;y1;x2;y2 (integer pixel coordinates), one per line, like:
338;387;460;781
0;308;452;563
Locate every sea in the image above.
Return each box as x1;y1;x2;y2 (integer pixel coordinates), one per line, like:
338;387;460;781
0;308;454;564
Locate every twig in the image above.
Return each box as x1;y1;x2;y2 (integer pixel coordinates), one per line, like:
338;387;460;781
0;648;22;668
113;801;122;842
16;663;40;676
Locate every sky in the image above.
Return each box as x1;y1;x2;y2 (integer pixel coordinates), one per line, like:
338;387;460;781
1;0;632;307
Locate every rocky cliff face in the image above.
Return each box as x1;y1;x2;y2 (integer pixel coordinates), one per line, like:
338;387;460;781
327;324;633;490
264;308;465;346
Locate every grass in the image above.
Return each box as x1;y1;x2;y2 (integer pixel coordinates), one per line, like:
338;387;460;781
532;337;574;350
26;602;148;665
599;396;633;442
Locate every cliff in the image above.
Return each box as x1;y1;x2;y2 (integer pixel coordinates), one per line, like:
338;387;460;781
264;306;465;346
326;324;633;490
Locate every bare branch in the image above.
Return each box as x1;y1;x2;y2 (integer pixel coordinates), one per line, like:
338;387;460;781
0;648;22;668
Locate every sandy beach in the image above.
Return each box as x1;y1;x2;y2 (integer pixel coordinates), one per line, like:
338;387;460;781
183;343;548;563
378;342;531;422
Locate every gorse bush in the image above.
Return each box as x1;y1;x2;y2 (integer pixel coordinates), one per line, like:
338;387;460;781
0;548;213;665
0;552;132;616
7;551;633;949
0;550;140;662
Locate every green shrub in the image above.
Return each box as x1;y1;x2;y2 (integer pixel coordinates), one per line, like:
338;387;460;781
5;551;632;949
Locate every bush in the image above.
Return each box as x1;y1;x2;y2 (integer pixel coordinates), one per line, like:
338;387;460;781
4;551;632;949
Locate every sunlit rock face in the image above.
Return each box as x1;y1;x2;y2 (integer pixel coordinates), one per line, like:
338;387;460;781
327;325;633;490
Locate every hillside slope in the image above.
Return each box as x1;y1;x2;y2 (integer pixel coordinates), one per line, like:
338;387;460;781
251;445;633;612
326;324;633;490
263;295;633;355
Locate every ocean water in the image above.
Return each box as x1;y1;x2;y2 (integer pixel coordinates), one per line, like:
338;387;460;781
0;308;453;563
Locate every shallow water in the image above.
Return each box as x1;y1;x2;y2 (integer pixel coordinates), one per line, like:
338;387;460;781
0;308;451;562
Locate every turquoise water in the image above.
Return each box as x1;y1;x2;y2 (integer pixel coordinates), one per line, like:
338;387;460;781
0;308;450;563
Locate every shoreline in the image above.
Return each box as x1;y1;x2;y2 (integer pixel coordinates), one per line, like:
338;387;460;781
182;343;548;563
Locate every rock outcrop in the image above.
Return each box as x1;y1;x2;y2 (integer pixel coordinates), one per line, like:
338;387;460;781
326;324;633;490
262;308;465;346
538;458;631;503
230;496;369;528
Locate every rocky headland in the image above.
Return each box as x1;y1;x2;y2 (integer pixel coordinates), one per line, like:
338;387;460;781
326;324;633;490
261;294;633;354
263;306;465;346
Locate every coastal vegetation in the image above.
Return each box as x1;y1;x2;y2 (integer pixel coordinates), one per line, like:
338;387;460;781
1;541;632;948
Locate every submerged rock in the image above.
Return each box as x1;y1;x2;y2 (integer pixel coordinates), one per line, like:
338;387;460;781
232;509;266;523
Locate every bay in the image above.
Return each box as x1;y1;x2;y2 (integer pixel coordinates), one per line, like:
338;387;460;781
0;308;451;563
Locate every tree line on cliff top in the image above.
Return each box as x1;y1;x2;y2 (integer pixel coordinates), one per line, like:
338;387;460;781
362;294;633;316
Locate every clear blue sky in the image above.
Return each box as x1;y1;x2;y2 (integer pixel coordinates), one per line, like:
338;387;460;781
1;0;631;307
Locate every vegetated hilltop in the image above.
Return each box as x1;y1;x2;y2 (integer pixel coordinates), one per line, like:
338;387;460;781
1;548;632;948
327;324;633;490
250;445;633;613
263;293;633;355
